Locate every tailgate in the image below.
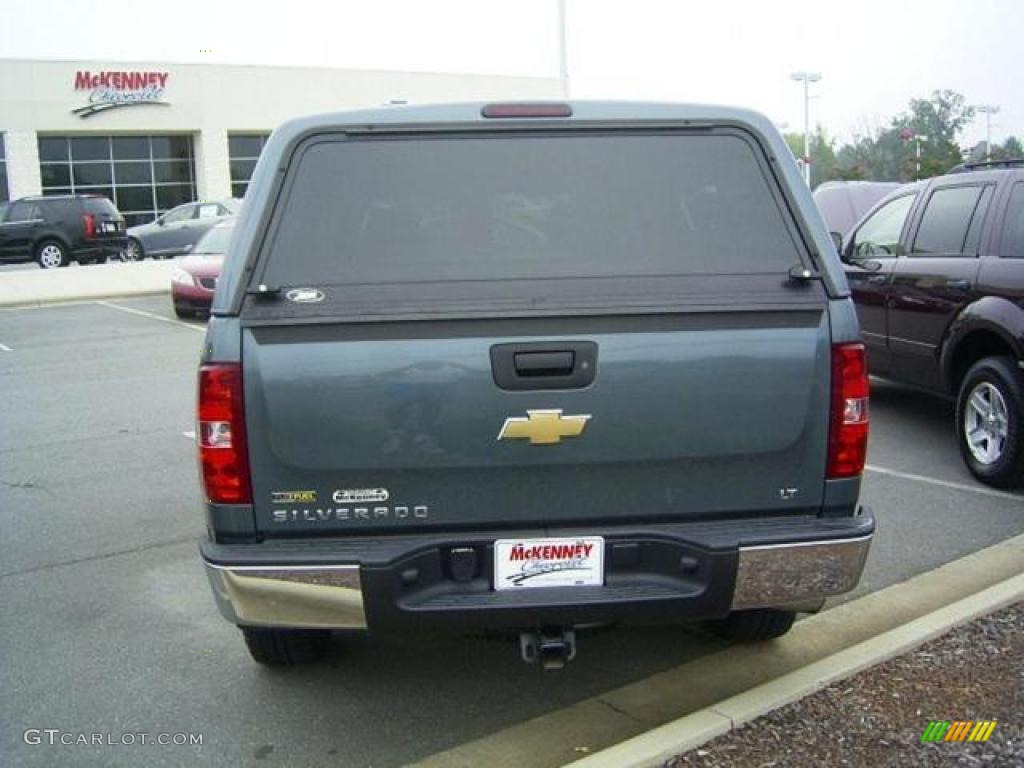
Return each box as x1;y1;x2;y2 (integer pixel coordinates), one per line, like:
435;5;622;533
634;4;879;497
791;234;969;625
243;307;830;535
83;197;125;241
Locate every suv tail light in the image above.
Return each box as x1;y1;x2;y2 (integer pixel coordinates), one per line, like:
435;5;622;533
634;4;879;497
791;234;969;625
198;363;252;504
827;343;870;478
82;214;96;240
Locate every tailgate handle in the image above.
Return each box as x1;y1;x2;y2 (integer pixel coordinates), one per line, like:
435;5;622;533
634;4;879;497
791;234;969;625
491;341;598;391
514;351;574;377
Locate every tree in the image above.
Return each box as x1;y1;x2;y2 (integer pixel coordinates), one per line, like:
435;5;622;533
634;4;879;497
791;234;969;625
990;136;1024;161
834;125;906;181
890;90;974;178
829;90;975;181
784;126;839;187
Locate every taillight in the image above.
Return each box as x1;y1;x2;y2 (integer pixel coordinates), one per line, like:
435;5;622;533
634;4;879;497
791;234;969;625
827;343;870;478
82;214;96;239
198;363;252;504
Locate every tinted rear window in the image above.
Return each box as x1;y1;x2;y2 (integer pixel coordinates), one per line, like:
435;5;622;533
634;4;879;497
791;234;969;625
260;132;799;289
912;185;985;255
82;196;119;215
1001;182;1024;258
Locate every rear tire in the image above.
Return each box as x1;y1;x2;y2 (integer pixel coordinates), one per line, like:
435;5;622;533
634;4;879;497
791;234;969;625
122;237;144;262
955;356;1024;488
241;627;331;666
173;303;195;319
35;240;68;269
706;609;796;642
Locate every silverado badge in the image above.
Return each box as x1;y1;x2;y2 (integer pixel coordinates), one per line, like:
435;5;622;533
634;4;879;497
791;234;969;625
497;409;592;445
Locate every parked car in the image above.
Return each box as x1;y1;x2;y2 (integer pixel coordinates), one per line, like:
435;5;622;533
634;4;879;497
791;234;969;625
0;194;126;268
839;162;1024;487
171;220;234;318
124;199;239;261
813;181;901;240
197;102;874;668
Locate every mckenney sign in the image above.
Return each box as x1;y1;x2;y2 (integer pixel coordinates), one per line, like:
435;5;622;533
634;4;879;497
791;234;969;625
72;70;170;118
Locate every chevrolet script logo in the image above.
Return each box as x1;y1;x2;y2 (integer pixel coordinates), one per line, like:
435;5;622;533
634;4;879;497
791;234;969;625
497;409;592;445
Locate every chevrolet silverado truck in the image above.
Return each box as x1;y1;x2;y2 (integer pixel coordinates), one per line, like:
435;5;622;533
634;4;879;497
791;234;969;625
197;102;874;668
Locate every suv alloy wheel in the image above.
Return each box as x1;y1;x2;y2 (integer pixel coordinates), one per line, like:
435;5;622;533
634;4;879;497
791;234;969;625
956;356;1024;488
36;240;68;269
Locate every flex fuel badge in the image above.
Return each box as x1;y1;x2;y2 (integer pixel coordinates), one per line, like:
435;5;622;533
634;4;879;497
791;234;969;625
271;490;318;504
333;488;389;503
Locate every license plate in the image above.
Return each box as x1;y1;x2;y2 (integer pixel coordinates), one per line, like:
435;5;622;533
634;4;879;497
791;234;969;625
101;222;118;233
494;536;604;591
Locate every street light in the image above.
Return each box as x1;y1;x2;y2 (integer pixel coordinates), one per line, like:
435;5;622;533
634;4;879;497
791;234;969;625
975;104;1000;160
557;0;569;96
899;128;929;179
790;71;821;186
914;135;929;179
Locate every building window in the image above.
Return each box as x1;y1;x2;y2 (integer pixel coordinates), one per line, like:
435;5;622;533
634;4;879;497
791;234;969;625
0;134;8;203
228;133;269;198
38;134;197;227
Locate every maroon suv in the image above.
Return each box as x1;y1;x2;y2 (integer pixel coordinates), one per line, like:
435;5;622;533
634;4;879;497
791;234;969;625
840;161;1024;487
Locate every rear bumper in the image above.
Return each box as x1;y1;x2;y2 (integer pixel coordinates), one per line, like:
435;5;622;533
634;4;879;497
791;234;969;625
74;241;128;260
201;510;874;631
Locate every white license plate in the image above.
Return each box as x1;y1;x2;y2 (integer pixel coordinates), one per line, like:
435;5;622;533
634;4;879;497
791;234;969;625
101;222;118;232
494;536;604;591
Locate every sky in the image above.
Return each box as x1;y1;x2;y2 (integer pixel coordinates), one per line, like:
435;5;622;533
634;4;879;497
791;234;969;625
1;0;1020;148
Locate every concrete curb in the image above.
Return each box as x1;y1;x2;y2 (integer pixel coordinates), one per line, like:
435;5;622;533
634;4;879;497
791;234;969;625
564;572;1024;768
0;261;176;308
409;533;1024;768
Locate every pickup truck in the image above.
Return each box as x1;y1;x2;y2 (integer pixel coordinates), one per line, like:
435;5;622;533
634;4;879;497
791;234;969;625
840;162;1024;488
197;102;874;668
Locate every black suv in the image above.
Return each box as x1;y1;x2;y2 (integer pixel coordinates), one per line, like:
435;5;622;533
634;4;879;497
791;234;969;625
839;161;1024;487
0;195;127;268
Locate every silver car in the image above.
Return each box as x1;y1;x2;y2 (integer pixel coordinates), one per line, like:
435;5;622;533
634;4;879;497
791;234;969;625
123;199;240;261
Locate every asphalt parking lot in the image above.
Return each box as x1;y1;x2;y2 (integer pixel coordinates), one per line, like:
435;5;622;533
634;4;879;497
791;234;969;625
1;295;1022;768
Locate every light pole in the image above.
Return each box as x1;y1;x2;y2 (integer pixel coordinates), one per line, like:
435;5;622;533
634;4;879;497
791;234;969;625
557;0;569;96
975;104;1000;160
914;135;928;179
790;71;821;186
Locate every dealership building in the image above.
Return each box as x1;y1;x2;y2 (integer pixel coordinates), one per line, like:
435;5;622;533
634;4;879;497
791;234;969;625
0;58;564;225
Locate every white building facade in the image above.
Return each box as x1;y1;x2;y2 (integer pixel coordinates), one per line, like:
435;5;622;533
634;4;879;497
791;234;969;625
0;59;564;225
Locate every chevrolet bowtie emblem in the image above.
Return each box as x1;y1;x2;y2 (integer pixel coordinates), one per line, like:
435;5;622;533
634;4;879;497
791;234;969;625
497;409;592;445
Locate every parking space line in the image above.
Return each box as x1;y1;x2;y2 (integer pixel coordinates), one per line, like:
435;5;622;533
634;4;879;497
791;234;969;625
0;342;11;352
865;464;1023;502
0;300;96;312
95;300;204;332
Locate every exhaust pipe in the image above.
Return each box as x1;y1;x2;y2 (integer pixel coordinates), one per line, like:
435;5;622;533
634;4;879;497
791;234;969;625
519;628;577;670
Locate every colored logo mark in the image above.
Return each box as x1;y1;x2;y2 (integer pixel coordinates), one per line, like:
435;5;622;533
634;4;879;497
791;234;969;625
921;720;997;743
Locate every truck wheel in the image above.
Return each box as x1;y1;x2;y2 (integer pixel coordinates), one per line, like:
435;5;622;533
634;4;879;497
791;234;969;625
36;240;68;269
706;608;796;641
956;356;1024;488
241;627;331;666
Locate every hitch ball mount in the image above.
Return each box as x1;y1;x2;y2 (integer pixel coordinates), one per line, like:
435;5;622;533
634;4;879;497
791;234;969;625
519;629;577;670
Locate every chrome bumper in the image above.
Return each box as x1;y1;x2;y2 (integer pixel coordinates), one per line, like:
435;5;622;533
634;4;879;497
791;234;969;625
204;564;368;629
730;534;872;610
203;532;871;629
